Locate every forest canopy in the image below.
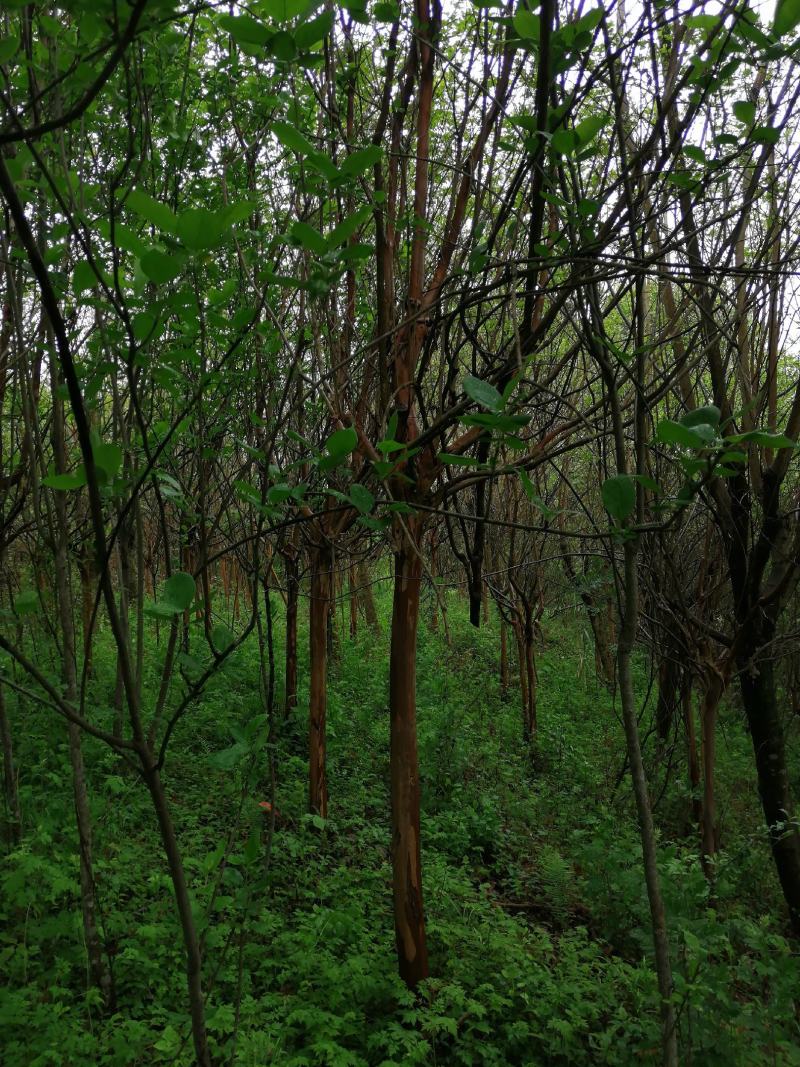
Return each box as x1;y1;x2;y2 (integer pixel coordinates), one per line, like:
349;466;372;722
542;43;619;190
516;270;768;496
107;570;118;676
2;0;800;1064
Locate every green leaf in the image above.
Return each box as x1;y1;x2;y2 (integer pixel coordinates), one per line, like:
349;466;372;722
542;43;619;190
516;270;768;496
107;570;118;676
125;189;177;233
325;426;358;458
176;208;225;250
140;250;183;284
72;260;97;295
0;38;18;64
93;442;122;480
733;100;756;125
272;121;315;156
461;412;530;433
681;405;721;428
438;452;479;466
295;10;334;47
751;125;780;145
269;30;297;61
463;374;502;412
349;483;374;514
551;128;578;155
575;114;608;148
42;469;87;490
727;430;797;449
262;0;309;20
13;590;40;616
513;7;540;40
164;572;196;611
211;624;235;652
329;205;372;247
656;419;715;449
774;0;800;37
218;13;270;45
339;145;382;177
601;474;636;521
290;220;328;255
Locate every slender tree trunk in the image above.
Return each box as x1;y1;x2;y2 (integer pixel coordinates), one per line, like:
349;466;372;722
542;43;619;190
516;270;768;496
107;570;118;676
739;651;800;934
389;522;429;987
358;562;380;634
618;541;677;1065
309;545;331;818
349;563;358;638
700;671;724;870
50;380;112;1009
683;683;702;828
524;619;537;739
0;679;21;845
500;622;509;701
513;618;529;740
145;766;211;1066
284;550;299;716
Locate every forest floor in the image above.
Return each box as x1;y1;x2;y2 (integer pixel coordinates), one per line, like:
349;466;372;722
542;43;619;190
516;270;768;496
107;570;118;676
1;585;799;1066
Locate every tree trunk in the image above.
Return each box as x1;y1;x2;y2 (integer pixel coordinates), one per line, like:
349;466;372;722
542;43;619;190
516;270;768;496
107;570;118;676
700;670;725;870
284;549;299;716
358;562;380;633
500;623;509;701
145;766;211;1066
739;651;800;934
389;522;429;988
683;682;702;829
0;679;21;845
309;546;331;818
349;563;358;638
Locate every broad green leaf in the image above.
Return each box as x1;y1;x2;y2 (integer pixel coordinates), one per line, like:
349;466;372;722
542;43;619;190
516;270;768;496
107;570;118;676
733;100;755;125
727;430;797;449
463;374;502;412
218;13;270;45
72;260;97;295
0;38;18;64
176;208;225;250
438;453;480;466
93;442;122;479
325;426;358;457
513;8;540;40
681;405;721;428
575;114;608;148
140;250;183;284
349;483;374;514
211;624;235;652
13;590;40;615
774;0;800;37
329;205;372;247
290;220;328;255
269;30;297;60
164;572;196;610
295;10;334;47
656;419;715;449
42;469;86;490
125;189;177;233
262;0;310;20
601;474;635;521
551;128;578;155
272;120;315;156
461;412;530;433
339;145;382;177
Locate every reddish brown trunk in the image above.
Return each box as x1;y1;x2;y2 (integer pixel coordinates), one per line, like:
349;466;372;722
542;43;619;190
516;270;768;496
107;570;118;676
701;670;725;870
309;546;331;818
284;550;299;716
389;524;429;988
683;683;702;828
349;564;358;638
500;623;509;701
358;563;380;634
513;618;529;739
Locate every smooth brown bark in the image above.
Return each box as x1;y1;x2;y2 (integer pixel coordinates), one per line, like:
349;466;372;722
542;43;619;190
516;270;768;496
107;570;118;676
284;548;299;716
389;526;429;988
309;546;331;818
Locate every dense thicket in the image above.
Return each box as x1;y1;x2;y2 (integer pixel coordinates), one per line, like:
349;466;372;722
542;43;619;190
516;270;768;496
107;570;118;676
2;0;800;1064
